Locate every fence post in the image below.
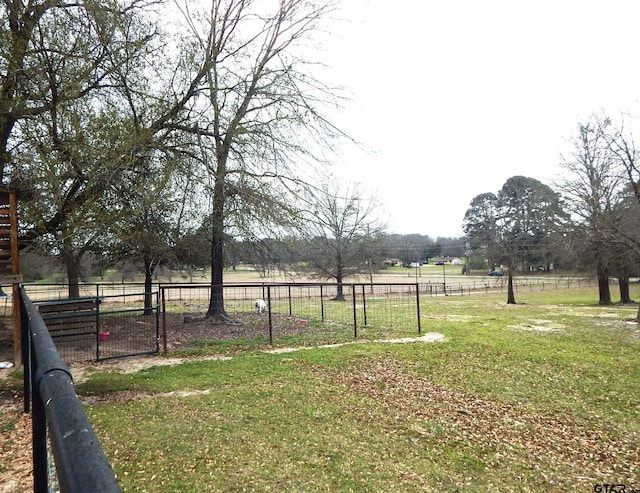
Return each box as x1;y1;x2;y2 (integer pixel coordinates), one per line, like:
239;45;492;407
155;291;161;353
161;287;167;353
320;285;325;322
96;291;101;361
267;285;273;345
32;387;48;493
22;299;31;413
361;284;367;326
352;284;357;338
416;283;421;334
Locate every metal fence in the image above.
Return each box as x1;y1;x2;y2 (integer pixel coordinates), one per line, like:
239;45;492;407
20;275;595;301
160;282;422;347
23;282;148;300
31;290;160;363
417;276;596;297
18;276;597;359
20;286;121;493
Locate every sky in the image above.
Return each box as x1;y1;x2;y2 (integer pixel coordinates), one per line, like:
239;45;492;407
317;0;640;238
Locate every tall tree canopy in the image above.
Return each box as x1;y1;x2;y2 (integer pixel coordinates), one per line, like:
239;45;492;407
0;0;158;182
463;192;500;270
464;176;565;304
3;0;362;323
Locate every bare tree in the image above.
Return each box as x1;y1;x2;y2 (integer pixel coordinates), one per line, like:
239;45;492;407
301;178;385;300
7;0;346;313
174;0;345;321
557;117;624;305
599;113;640;317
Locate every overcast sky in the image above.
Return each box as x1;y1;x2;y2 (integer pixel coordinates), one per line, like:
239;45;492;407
318;0;640;237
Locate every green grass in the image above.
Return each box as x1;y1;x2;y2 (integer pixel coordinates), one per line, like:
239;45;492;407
80;288;640;491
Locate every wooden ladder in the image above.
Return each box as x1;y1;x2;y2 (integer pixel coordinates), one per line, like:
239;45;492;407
0;186;22;364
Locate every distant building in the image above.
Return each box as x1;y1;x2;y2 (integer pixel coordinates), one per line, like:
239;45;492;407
430;257;462;265
383;258;402;267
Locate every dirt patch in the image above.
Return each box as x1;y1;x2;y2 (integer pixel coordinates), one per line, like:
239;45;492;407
161;311;323;350
0;319;15;364
70;332;446;385
265;332;446;354
508;319;566;333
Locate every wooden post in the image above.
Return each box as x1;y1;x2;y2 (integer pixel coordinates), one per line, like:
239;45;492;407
0;186;23;365
10;189;21;365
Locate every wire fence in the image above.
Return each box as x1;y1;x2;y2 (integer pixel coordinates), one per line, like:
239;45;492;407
23;282;148;300
20;275;595;301
17;276;599;362
417;276;596;297
160;283;422;348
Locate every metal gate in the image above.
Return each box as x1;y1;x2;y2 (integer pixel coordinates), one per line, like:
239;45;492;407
35;291;160;363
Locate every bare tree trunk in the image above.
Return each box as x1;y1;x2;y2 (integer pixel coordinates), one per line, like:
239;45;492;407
143;257;154;315
63;236;82;298
333;257;346;301
507;272;516;304
597;262;612;305
66;254;81;299
206;169;231;321
618;275;633;304
0;120;15;183
207;226;225;317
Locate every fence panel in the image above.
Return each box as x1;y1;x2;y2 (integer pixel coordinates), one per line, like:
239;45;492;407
31;291;159;363
160;282;421;348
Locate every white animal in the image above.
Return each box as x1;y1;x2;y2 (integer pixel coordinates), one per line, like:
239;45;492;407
255;298;267;313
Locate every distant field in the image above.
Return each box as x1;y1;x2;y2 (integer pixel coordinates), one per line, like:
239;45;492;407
21;265;597;303
69;287;640;492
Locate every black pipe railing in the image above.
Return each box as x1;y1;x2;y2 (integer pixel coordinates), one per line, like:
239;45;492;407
20;286;121;493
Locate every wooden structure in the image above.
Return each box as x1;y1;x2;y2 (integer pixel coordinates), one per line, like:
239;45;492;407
0;186;23;364
37;298;101;343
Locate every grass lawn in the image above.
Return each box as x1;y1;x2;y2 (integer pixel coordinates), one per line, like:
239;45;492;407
75;288;640;492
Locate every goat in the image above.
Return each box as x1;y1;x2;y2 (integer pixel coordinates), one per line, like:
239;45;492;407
255;298;267;313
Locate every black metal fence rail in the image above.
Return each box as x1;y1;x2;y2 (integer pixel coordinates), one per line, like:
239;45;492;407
20;286;122;493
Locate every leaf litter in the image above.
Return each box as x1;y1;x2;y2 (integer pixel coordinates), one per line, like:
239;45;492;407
322;357;640;488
